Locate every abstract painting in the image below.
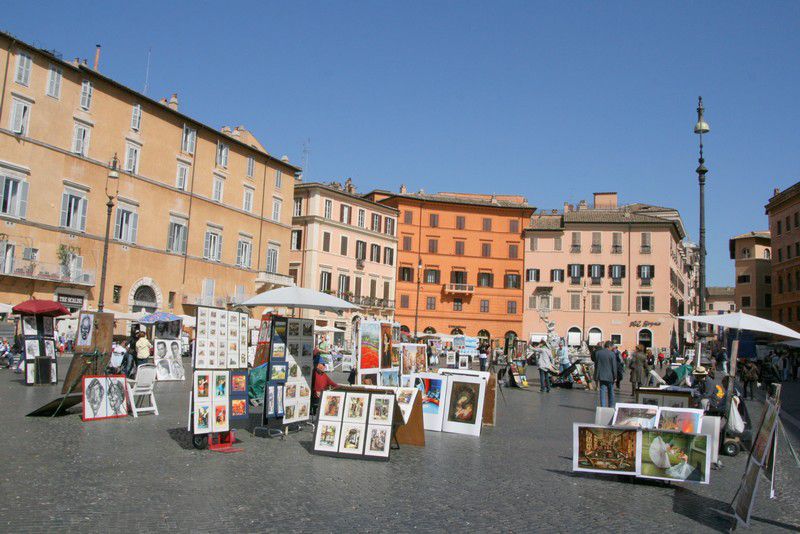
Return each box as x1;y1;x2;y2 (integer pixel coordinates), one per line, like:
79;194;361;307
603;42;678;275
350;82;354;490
638;430;710;483
359;321;380;370
364;425;391;458
314;421;341;453
369;394;394;425
612;403;659;429
380;323;392;368
657;408;703;434
338;423;366;455
441;376;485;436
319;391;346;421
414;373;448;431
343;392;369;424
572;423;639;475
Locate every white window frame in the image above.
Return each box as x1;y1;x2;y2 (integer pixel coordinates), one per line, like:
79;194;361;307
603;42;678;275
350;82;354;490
243;185;254;213
246;156;255;178
60;188;88;232
204;228;223;262
212;175;224;202
167;218;188;254
9;97;31;136
293;198;302;217
271;197;282;222
357;209;365;228
236;237;253;268
290;230;301;250
0;241;15;274
324;199;332;219
79;80;93;110
181;125;196;154
124;142;141;174
275;169;282;188
175;163;189;191
46;64;62;99
130;103;142;131
114;203;139;244
216;141;229;168
14;52;32;86
0;173;29;219
266;245;279;274
71;122;91;156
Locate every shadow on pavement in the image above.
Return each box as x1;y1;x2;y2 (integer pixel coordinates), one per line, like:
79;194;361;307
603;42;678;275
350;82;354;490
557;404;595;413
167;427;195;450
672;487;733;533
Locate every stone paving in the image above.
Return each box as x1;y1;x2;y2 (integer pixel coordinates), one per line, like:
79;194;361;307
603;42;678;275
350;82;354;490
0;356;798;533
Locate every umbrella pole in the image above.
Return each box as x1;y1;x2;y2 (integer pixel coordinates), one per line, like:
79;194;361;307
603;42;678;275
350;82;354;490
725;330;740;425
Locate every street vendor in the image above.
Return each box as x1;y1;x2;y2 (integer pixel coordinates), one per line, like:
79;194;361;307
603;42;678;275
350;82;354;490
311;360;338;414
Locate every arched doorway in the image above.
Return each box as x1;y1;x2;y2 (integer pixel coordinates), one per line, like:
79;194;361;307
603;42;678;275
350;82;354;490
450;328;463;335
477;329;490;340
423;327;437;334
638;328;653;349
132;285;157;313
567;326;582;347
588;327;602;347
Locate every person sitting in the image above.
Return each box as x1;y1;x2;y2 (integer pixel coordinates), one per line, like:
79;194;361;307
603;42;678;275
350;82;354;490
0;338;11;367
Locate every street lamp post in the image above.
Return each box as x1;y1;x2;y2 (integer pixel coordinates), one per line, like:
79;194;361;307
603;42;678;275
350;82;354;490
694;97;710;366
97;154;119;312
413;257;423;341
581;280;588;347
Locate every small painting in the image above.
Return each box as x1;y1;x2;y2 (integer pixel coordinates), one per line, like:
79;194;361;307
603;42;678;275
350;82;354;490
231;372;247;394
359;321;380;370
231;398;247;418
24;339;40;358
270;364;287;381
657;408;704;434
319;391;346;421
343;392;369;424
364;425;391;458
194;371;211;399
213;404;229;432
302;320;313;337
638;430;710;483
380;323;392;368
447;381;480;425
213;371;229;400
369;394;394;425
195;404;211;433
612;403;659;429
573;423;639;475
379;369;400;387
338;423;366;455
22;316;38;336
314;421;341;453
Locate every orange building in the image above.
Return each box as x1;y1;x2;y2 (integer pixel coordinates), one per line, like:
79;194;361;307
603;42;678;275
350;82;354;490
365;187;534;345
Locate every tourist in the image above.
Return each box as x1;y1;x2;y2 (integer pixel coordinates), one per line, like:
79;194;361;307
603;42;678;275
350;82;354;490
657;350;665;369
613;344;624;390
718;347;729;375
780;353;790;382
557;341;571;383
628;345;649;396
742;360;759;400
479;344;488;372
760;357;781;397
134;331;152;367
0;338;10;367
311;361;338;414
65;325;74;352
536;341;553;393
594;341;618;407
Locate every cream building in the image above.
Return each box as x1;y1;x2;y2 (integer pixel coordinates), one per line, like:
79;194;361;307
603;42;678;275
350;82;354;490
0;33;296;319
729;231;771;319
289;180;398;348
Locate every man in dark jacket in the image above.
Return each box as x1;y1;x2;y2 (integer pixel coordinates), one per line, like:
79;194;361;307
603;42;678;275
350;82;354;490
593;341;618;407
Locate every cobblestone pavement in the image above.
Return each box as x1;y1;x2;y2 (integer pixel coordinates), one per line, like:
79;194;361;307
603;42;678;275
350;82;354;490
0;357;798;533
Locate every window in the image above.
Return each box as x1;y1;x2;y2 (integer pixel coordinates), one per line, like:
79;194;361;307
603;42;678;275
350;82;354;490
124;142;141;174
402;235;412;251
742;296;751;307
294;198;303;216
638;264;655;284
428;239;438;253
212;176;224;202
60;189;87;231
426;297;436;310
274;169;282;188
243;156;254;178
404;210;413;224
429;213;439;227
216;141;229;168
591;294;600;311
481;243;491;257
525;268;540;282
779;249;783;262
79;80;93;110
383;247;394;265
765;293;772;307
15;52;32;85
483;218;492;231
46;65;62;98
571;232;581;252
504;273;521;289
271;197;282;221
554;236;562;251
167;220;188;254
641;232;652;253
765;275;772;284
589;264;604;283
324;199;333;219
370;279;377;298
71;122;90;156
236;238;252;268
570;293;581;310
568;263;584;283
181;125;197;154
507;301;517;314
355;240;366;260
637;295;655;312
319;271;332;292
130;104;142;131
779;277;783;293
553;296;561;310
340;236;348;256
455;241;465;255
400;294;409;308
510;220;519;233
454;298;463;311
384;217;395;235
114;204;138;243
612;294;622;312
424;269;440;284
201;279;216;305
509;244;518;259
358;209;366;228
175;163;189;191
480;300;489;313
338;274;351;294
203;228;223;261
399;267;414;282
113;285;122;304
529;237;538;251
340;204;352;224
795;212;799;228
0;174;29;218
0;242;15;275
741;247;751;259
477;272;494;287
610;264;626;285
551;269;564;282
290;230;302;250
371;213;382;231
737;274;751;284
612;232;622;254
266;245;279;273
370;244;381;262
450;271;468;284
591;232;601;253
456;216;465;230
243;187;254;212
9;98;30;135
322;232;331;252
777;220;783;235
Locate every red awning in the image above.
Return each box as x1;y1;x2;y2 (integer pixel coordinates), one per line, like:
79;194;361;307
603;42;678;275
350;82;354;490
12;299;71;317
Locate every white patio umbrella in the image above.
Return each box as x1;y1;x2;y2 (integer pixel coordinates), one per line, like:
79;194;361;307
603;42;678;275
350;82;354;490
315;325;346;333
0;303;13;314
678;311;800;340
241;286;360;313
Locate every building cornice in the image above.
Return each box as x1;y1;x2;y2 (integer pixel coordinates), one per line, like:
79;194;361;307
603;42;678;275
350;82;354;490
292;214;399;243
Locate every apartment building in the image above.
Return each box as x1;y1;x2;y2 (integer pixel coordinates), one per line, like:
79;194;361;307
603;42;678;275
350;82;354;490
290;179;398;348
765;183;800;328
366;187;534;346
729;231;771;319
523;192;696;352
0;33;297;316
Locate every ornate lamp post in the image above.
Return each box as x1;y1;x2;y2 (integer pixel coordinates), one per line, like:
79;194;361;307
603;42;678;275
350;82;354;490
97;154;119;312
694;97;710;363
413;257;423;341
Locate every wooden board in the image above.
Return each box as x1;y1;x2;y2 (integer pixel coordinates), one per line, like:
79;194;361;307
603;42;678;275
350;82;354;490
395;393;425;447
74;312;115;355
482;374;497;426
27;394;83;417
60;352;112;395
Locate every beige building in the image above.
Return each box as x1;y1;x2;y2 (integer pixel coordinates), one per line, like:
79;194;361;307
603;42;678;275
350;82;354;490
728;231;771;318
523;192;697;352
0;33;296;319
705;287;735;314
765;183;800;328
290;180;398;348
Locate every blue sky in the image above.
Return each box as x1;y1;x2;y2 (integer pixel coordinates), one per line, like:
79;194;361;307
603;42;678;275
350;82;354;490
4;2;799;285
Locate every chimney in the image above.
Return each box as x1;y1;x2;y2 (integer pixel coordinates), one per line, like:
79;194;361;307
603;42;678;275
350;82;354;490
168;93;179;111
490;194;498;204
159;98;168;105
774;188;781;196
578;199;588;211
93;45;101;70
399;184;407;194
281;155;290;163
563;202;571;213
593;192;618;209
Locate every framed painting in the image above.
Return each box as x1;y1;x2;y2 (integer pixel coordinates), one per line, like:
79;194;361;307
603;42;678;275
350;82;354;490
368;394;395;425
75;312;95;349
343;392;369;424
82;375;128;421
657;407;704;434
276;385;284;415
43;339;56;359
637;429;710;484
379;369;400;387
414;345;427;373
272;343;286;360
401;345;415;375
24;339;40;359
194;403;212;434
194;371;212;401
301;319;314;338
213;403;229;433
338;423;366;455
230;371;248;395
441;376;485;436
359;372;378;386
42;316;54;337
287;319;301;338
572;423;639;475
364;424;392;458
22;316;38;336
319;390;346;422
314;421;341;453
414;373;448;432
446;351;456;366
612;403;659;429
270;363;287;381
230;398;248;420
272;318;288;345
395;387;418;424
212;371;229;401
391;346;401;367
380;323;393;369
359;321;381;370
458;356;469;369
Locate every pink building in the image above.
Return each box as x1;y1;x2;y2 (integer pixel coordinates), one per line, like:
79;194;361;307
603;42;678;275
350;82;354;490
289;180;398;348
523;192;697;353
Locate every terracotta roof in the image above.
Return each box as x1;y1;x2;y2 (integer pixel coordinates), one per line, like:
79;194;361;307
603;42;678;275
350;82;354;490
373;191;534;211
295;182;399;213
706;286;735;297
527;216;564;230
564;210;672;225
730;231;770;241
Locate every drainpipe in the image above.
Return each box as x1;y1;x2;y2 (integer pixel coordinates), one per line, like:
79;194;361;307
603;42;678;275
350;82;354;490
180;131;200;287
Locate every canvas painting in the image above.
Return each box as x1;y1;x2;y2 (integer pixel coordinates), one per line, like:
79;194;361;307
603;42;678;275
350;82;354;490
22;316;37;336
42;317;54;337
369;394;395;425
391;346;401;367
194;371;211;401
231;372;247;394
314;421;341;453
270;364;287;381
414;373;448;431
572;423;639;475
343;392;369;424
395;387;418;424
194;403;211;434
213;403;229;432
359;321;380;370
319;391;346;421
364;425;391;458
25;339;40;359
359;372;378;386
213;371;229;401
380;323;392;368
612;403;659;429
733;458;761;526
338;423;366;455
441;377;485;436
272;319;287;344
657;408;704;434
77;313;95;348
379;369;400;387
638;430;710;484
272;343;286;360
750;400;779;465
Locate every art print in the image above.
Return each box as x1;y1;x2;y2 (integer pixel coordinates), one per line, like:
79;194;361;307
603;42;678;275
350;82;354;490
24;339;40;358
266;386;276;416
270;364;287;381
22;316;37;336
369;394;394;425
258;319;270;343
380;323;392;368
276;385;284;413
155;319;181;340
288;320;301;337
314;421;341;453
446;351;456;365
359;321;380;370
301;320;313;337
447;381;480;425
44;339;56;359
414;373;448;430
343;393;369;423
231;372;247;394
339;423;366;455
195;404;211;433
612;403;659;429
302;342;313;358
154;338;185;381
272;343;286;360
637;393;661;407
272;320;287;344
213;404;229;432
319;391;346;421
359;372;378;386
231;398;247;418
42;316;54;337
572;424;639;475
289;362;300;379
299;385;310;398
195;372;211;400
213;371;229;400
657;408;703;434
458;355;469;369
395;387;418;424
415;345;427;372
288;343;299;358
25;360;35;384
284;404;297;422
77;313;94;347
401;345;414;375
638;430;710;484
391;346;401;367
286;383;297;398
82;375;127;421
379;369;400;387
364;425;391;458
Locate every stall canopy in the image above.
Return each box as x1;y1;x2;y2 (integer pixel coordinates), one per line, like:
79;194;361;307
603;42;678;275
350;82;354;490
12;299;70;317
678;311;800;339
315;325;346;333
138;311;181;324
0;303;12;314
242;286;360;313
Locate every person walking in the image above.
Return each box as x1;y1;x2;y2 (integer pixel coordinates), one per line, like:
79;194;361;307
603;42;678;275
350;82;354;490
629;345;649;396
742;360;759;400
594;341;618;407
134;331;152;368
613;344;624;390
557;341;571;383
536;342;554;393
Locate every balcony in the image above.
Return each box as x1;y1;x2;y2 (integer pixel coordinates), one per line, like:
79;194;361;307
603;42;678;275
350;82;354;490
444;283;475;294
591;245;601;254
356;259;365;270
611;245;623;254
182;294;228;307
255;271;295;287
0;258;95;286
641;278;652;287
640;246;652;254
570;245;581;253
611;278;623;286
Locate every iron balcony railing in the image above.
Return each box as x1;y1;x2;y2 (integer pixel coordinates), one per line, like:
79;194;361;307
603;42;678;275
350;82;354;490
0;258;95;286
